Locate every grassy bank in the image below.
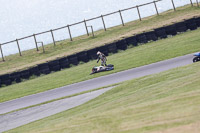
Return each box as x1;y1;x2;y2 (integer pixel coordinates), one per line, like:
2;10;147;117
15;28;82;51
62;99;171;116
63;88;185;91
7;59;200;133
0;5;200;75
0;27;200;103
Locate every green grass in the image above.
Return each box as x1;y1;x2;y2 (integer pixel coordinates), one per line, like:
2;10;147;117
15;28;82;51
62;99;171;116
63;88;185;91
6;59;200;133
0;5;200;75
0;27;200;103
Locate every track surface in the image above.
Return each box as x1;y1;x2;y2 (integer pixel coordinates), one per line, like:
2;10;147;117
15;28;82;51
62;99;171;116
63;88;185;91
0;87;113;132
0;54;193;115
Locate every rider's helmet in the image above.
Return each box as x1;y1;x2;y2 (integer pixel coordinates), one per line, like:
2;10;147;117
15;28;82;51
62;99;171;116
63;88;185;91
97;51;101;55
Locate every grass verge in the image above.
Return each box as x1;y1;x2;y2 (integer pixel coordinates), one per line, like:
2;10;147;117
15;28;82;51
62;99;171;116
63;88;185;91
6;59;200;133
0;27;200;103
0;5;200;75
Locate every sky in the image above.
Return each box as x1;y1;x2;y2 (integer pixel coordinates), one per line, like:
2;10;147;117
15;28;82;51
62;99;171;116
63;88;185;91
0;0;194;55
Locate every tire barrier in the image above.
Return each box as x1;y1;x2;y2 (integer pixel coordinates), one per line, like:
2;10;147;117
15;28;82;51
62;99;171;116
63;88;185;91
154;27;167;39
97;45;109;56
48;60;61;72
0;74;12;86
10;72;21;83
145;31;158;41
136;33;147;44
87;48;98;60
20;70;30;79
184;18;197;30
67;54;79;66
29;66;40;76
116;39;127;50
77;51;89;63
125;36;138;46
58;57;70;69
1;17;200;88
164;24;177;36
175;21;188;33
38;63;51;74
195;17;200;27
107;42;118;53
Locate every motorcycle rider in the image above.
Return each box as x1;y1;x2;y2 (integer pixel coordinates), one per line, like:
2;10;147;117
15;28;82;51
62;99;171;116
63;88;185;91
97;51;107;66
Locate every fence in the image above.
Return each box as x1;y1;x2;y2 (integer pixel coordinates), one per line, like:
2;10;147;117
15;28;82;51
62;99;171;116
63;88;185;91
0;0;199;61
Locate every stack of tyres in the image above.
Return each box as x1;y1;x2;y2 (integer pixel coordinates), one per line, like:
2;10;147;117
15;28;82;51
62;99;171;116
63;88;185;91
164;24;177;36
107;42;117;53
67;54;79;66
184;18;197;30
48;60;61;72
125;35;138;46
77;51;89;63
145;31;158;41
136;33;147;44
0;74;11;86
195;16;200;27
116;39;127;50
58;57;69;69
10;72;21;83
175;21;187;33
97;45;109;56
20;70;30;79
38;63;51;74
154;27;167;39
87;48;98;60
29;66;40;76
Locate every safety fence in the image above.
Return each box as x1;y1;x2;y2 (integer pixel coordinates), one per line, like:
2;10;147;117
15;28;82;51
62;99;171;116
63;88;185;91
0;0;199;61
0;16;200;87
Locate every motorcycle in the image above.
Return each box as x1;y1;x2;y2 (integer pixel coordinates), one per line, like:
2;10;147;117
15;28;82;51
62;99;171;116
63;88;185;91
90;64;114;75
193;53;200;62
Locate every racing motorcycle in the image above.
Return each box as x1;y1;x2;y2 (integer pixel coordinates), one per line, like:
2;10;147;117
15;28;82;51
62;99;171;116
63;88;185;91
193;53;200;62
90;64;114;75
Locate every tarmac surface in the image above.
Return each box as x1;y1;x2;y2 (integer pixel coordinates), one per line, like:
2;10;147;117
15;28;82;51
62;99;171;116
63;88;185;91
0;53;194;132
0;87;113;132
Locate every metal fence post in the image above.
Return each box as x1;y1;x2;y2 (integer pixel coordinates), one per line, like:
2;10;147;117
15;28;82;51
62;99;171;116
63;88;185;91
87;26;95;37
50;30;56;46
67;25;73;41
154;1;159;15
37;42;45;53
41;42;45;53
91;26;94;37
171;0;176;11
196;0;199;7
0;44;5;61
136;6;142;21
190;0;193;6
84;19;89;36
33;34;39;51
119;10;125;26
16;39;22;56
101;15;107;31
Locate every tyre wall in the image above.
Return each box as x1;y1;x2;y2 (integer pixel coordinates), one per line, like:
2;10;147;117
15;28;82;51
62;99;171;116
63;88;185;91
185;18;197;30
125;36;138;46
0;16;199;87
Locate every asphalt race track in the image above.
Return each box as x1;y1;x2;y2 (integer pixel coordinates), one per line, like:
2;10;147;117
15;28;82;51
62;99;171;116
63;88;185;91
0;54;194;115
0;53;195;132
0;87;114;132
